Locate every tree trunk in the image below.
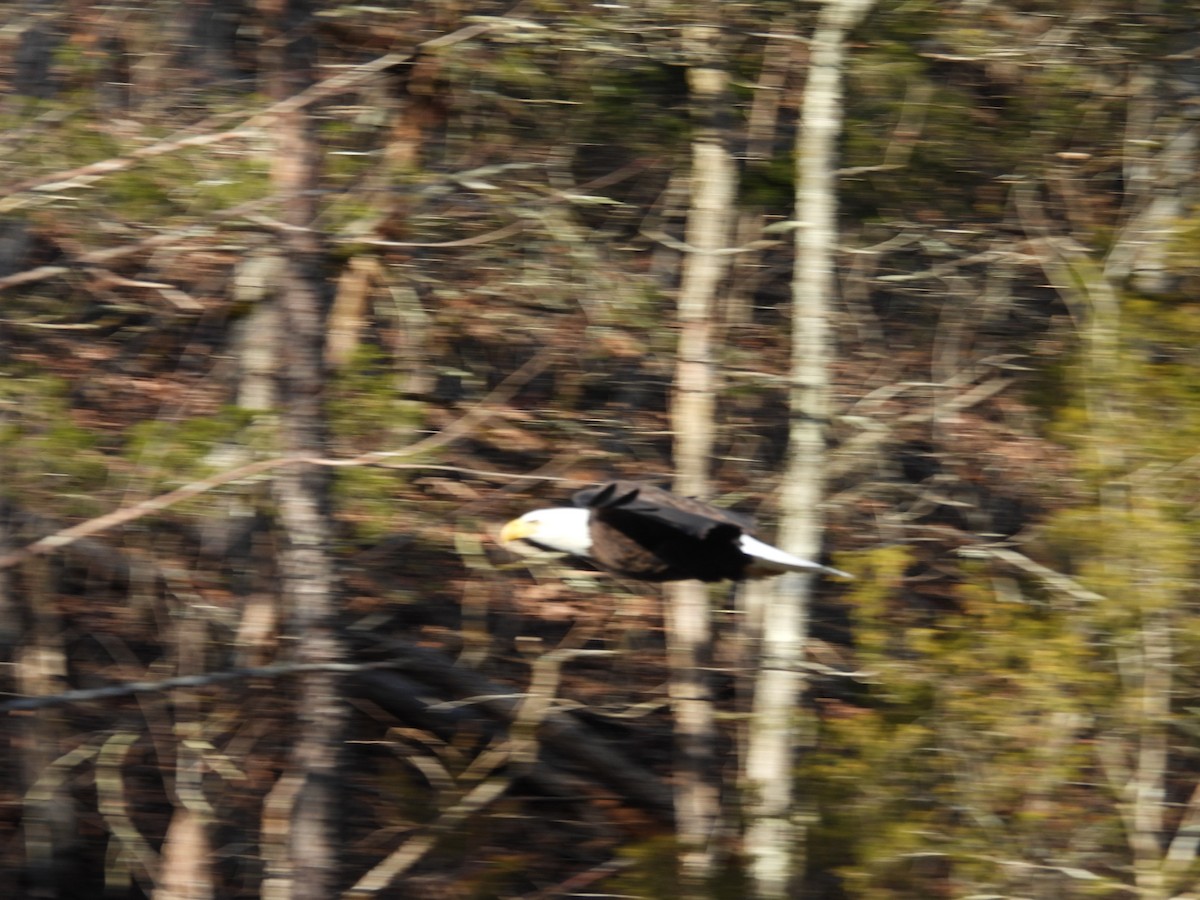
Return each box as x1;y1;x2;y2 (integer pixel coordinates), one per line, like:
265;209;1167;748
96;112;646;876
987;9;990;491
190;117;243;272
1103;61;1198;297
743;3;874;897
13;6;61;100
257;2;345;898
668;24;736;892
727;26;798;325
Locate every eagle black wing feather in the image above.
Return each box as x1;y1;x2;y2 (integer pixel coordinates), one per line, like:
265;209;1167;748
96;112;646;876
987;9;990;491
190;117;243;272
571;481;754;582
573;480;753;537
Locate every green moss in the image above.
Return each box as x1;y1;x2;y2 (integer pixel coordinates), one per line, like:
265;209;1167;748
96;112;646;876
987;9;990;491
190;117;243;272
185;155;273;212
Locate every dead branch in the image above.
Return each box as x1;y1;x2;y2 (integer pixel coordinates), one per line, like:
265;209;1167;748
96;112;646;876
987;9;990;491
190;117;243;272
356;640;675;821
345;648;614;895
96;732;161;890
348;220;527;249
957;545;1106;604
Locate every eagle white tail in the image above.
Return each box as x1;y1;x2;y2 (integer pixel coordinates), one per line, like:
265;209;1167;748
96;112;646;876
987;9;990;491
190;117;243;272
738;534;851;579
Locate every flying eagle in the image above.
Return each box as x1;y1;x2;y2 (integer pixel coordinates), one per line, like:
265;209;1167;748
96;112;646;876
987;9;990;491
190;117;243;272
499;480;850;583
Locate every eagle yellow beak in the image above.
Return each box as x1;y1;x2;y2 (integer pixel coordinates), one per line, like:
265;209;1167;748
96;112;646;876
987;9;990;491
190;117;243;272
499;517;536;546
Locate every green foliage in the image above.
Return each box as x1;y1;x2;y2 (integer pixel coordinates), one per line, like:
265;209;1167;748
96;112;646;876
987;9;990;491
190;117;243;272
0;376;110;518
817;278;1200;895
100;149;271;222
582;60;690;154
808;549;1111;896
611;835;749;900
1040;294;1200;482
740;155;793;210
327;344;425;448
1;102;271;232
103;157;199;222
326;344;428;540
122;406;259;489
332;466;404;543
842;8;1121;222
184;154;273;213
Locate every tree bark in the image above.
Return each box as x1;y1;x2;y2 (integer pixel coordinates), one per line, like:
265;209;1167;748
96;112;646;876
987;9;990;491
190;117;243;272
13;7;61;100
1103;61;1198;297
257;2;345;898
667;24;736;892
743;3;874;897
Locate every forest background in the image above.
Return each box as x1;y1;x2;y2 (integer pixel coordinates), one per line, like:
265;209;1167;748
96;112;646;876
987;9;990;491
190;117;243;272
3;1;1200;899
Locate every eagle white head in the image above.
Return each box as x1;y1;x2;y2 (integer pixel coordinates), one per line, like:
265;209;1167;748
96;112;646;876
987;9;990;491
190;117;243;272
499;507;593;557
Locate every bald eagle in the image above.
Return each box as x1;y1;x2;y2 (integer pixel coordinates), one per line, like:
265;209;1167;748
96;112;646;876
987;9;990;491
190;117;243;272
499;480;850;583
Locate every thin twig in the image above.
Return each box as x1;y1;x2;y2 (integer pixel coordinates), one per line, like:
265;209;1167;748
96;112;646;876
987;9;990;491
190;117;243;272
346;220;528;249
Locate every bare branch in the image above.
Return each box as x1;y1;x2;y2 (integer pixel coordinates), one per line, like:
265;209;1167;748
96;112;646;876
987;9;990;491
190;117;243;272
958;545;1106;604
343;648;613;896
96;733;162;890
342;221;528;249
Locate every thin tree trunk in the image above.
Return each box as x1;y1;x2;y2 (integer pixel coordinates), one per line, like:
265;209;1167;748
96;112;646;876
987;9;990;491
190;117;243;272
258;2;345;898
743;3;874;897
727;26;798;325
668;24;736;892
1102;60;1198;297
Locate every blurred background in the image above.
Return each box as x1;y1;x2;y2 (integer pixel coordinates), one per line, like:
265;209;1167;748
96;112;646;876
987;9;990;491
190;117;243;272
3;1;1200;898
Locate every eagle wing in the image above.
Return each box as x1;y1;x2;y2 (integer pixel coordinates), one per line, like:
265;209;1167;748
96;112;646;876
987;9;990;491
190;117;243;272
573;480;753;538
571;481;754;581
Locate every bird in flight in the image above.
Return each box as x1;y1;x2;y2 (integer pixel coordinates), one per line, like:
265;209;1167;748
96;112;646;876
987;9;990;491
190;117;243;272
499;480;850;583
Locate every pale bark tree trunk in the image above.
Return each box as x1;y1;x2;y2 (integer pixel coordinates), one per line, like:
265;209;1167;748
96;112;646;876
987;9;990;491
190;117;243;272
155;809;214;900
257;2;345;898
1103;60;1198;297
743;3;874;898
668;24;736;893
